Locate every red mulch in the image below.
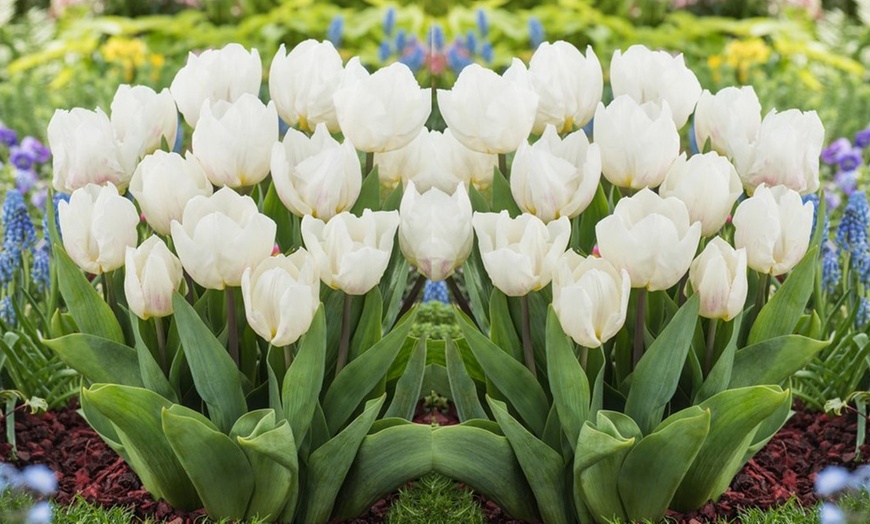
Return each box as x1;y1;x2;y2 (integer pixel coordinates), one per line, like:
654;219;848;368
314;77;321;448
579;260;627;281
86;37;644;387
0;400;867;524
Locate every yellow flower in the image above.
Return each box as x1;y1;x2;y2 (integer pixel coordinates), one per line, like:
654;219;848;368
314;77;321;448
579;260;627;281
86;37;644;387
101;36;147;81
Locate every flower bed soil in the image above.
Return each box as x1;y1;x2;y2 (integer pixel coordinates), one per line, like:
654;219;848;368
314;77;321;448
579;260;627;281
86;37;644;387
1;400;867;524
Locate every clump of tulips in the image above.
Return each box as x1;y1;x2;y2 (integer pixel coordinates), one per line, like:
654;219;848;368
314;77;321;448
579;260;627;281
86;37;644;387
43;36;828;524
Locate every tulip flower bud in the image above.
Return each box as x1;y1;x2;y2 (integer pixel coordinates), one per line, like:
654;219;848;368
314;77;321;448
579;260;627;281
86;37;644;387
511;125;601;223
552;251;630;348
732;184;814;276
124;236;184;319
693;86;761;172
593;96;680;190
399;181;474;282
738;109;824;196
472;211;570;296
269;40;344;133
241;250;321;346
271;123;361;220
659;152;743;237
596;188;702;291
688;237;747;321
110;84;178;176
437;59;539;154
301;209;401;295
47;108;128;193
171;187;277;290
170;43;262;127
129;151;213;236
59;183;140;275
333;58;430;153
192;94;278;188
610;45;701;129
528;41;602;134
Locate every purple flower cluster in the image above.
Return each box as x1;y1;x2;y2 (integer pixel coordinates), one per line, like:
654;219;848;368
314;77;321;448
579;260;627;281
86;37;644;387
0;123;51;208
821;127;870;208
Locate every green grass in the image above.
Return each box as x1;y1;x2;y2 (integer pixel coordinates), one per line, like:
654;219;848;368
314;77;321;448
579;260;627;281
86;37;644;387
387;473;485;524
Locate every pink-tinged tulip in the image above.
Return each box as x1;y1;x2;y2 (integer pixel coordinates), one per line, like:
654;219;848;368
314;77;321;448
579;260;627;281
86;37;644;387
689;237;747;321
124;236;184;319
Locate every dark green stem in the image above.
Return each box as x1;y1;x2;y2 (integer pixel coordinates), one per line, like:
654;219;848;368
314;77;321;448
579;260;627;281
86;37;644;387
155;316;168;375
633;288;647;369
498;153;507;178
579;346;589;371
754;273;771;321
704;318;718;375
446;276;474;323
184;273;195;305
520;294;536;377
336;293;353;378
103;270;117;317
227;288;239;368
365;152;374;177
283;345;293;370
394;274;427;328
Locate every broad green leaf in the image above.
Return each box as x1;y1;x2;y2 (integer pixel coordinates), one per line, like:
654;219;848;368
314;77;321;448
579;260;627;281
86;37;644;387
379;244;410;331
323;309;416;435
730;334;829;388
382;182;404;212
384;338;426;419
350;165;381;215
618;407;710;521
694;314;743;404
624;294;700;435
546;306;590;450
462;237;492;334
488;397;571;524
671;386;790;510
575;183;609;254
300;395;386;524
263;182;298;250
237;417;299;522
79;391;126;459
491;166;521;216
742;389;793;462
172;293;246;434
748;246;819;345
282;307;326;443
54;246;124;344
446;338;488;421
130;314;177;403
162;405;254;520
455;308;549;436
349;287;383;361
573;420;634;523
490;289;522;362
43;334;142;388
81;384;199;509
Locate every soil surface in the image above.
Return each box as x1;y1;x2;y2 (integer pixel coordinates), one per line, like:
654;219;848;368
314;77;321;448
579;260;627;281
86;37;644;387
1;400;867;523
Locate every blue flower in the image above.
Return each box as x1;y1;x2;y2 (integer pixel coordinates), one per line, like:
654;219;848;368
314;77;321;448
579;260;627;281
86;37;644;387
378;40;392;62
446;45;473;73
0;125;17;147
422;280;449;304
428;25;445;52
816;466;853;497
21;465;57;496
52;193;70;238
480;41;493;63
15;169;38;194
395;29;406;52
2;189;36;254
327;15;344;47
476;8;489;38
834;170;858;195
528;16;545;50
820;502;846;524
10;145;35;171
383;6;396;37
20;136;50;164
32;241;50;293
822;240;841;293
822;138;851;165
25;501;53;524
857;128;870;149
838;147;863;172
0;296;16;327
466;30;478;55
858;297;870;330
399;42;425;72
836;192;870;254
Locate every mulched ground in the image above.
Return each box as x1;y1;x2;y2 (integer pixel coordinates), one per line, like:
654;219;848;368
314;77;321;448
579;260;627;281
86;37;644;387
1;400;867;523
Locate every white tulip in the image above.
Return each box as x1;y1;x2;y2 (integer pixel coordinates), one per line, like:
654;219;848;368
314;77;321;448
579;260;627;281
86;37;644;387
593;95;680;190
192;94;278;188
170;43;262;127
110;84;178;176
511;125;601;222
610;45;702;129
596;188;702;291
170;187;277;290
472;211;570;296
437;59;539;154
732;184;814;276
693;86;761;173
241;250;321;346
659;152;743;237
689;237;747;321
528;41;602;134
271;123;361;220
399;181;474;282
738;109;824;195
332;58;430;153
374;128;497;193
302;210;401;295
47;108;128;193
58;183;140;275
129;151;214;236
552;251;630;348
124;236;184;320
269;40;344;133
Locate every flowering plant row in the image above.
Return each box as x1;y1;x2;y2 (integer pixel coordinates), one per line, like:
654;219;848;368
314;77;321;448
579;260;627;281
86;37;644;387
45;37;828;523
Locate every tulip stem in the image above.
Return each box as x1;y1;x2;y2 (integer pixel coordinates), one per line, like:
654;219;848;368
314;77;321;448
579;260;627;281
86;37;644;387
395;274;427;328
155;316;168;375
677;273;688;306
633;288;647;369
226;288;239;368
336;293;353;378
184;273;195;305
704;318;718;375
365;152;374;177
754;273;771;322
520;294;537;377
498;154;508;179
103;271;118;319
579;346;589;371
446;276;475;325
283;345;293;370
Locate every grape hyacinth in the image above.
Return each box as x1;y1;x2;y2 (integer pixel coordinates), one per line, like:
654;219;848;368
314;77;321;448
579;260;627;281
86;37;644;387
422;280;450;304
529;16;545;50
327;15;343;47
822;138;851;165
836;192;870;255
857;297;870;329
2;189;37;258
32;240;50;293
0;295;16;326
20;136;51;164
856;127;870;149
0;124;17;147
476;8;489;38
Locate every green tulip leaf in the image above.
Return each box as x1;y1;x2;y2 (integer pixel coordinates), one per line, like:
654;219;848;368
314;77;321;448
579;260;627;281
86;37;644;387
748;246;819;345
730;334;829;388
350;165;381;216
384;337;427;420
379;243;410;331
575;183;609;254
43;333;143;388
695;314;743;404
171;293;246;434
323;309;416;435
624;294;700;435
282;306;326;443
237;417;299;522
349;287;383;361
81;384;199;509
129;313;177;403
455;307;549;436
162;404;254;520
618;407;711;521
490;288;523;362
445;338;488;422
573;420;635;524
78;391;126;459
488;397;571;524
546;306;590;451
263;182;299;251
492;166;522;217
54;246;125;344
